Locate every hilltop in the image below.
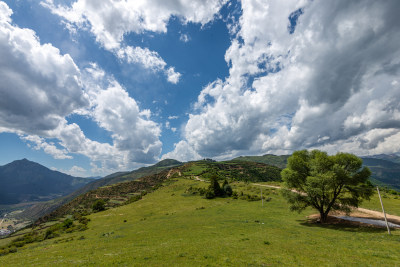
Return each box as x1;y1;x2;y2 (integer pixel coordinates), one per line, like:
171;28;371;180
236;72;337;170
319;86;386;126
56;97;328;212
32;159;281;224
15;159;183;221
234;154;290;169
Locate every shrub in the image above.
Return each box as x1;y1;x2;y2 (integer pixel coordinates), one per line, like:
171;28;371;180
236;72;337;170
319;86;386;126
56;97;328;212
12;241;25;248
199;188;206;195
0;248;9;256
224;184;233;197
92;199;106;212
62;218;74;229
45;229;56;240
126;195;142;204
205;189;216;199
79;216;90;225
209;175;224;197
232;191;238;198
222;180;229;189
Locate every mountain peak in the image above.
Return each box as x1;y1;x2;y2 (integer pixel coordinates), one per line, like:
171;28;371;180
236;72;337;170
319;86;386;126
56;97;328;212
0;159;93;205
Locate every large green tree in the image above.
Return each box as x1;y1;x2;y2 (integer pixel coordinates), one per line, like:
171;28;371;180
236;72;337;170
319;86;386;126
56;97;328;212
281;150;373;223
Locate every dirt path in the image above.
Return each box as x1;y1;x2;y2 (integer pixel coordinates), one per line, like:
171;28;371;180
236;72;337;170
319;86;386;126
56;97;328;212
252;183;281;189
194;176;205;182
355;208;400;224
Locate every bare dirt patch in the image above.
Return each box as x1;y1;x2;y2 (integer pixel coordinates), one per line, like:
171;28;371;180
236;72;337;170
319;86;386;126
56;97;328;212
308;209;400;228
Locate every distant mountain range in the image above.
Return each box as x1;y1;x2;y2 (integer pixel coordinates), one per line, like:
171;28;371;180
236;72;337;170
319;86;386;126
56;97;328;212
364;153;400;164
359;157;400;190
0;159;94;205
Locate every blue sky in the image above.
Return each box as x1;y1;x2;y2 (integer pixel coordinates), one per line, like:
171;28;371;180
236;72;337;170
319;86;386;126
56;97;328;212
1;0;400;177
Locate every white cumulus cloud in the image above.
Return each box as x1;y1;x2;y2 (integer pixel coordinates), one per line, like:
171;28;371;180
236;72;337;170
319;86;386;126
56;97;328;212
0;2;163;174
42;0;227;83
167;0;400;160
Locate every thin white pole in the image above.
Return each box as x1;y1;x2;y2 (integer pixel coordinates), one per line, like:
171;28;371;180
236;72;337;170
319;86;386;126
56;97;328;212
376;186;391;235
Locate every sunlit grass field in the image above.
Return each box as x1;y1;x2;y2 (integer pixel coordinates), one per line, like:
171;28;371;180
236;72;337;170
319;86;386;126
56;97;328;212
0;178;399;266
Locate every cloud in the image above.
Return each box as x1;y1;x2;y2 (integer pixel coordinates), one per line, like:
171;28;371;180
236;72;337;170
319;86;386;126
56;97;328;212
42;0;227;49
167;0;400;160
168;115;179;120
165;121;177;133
0;1;88;135
0;3;162;174
179;33;190;43
162;140;201;162
21;135;72;159
42;0;227;83
52;165;88;177
117;46;181;83
84;66;162;164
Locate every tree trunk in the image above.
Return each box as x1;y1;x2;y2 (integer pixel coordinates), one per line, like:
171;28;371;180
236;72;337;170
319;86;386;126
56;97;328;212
320;211;328;223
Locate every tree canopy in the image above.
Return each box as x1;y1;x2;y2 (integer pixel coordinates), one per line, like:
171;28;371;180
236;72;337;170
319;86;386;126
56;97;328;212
281;150;373;222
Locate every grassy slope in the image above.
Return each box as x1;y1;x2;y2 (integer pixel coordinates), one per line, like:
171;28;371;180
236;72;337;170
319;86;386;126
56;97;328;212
1;178;399;266
16;160;182;221
360;193;400;216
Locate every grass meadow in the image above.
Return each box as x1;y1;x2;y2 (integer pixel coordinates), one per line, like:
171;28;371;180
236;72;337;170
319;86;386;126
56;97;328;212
0;178;399;266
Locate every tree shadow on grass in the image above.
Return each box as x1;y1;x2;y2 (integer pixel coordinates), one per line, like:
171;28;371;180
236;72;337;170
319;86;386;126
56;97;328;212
297;216;391;233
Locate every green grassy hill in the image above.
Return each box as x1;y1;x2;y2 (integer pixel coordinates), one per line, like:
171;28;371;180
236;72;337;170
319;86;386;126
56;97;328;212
1;176;399;265
1;161;399;266
15;159;182;221
34;168;173;224
31;160;280;224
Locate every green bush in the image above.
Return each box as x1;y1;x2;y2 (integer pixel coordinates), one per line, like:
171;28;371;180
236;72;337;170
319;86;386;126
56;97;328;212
79;216;90;225
199;188;206;195
209;175;224;197
92;199;106;212
0;248;9;256
45;229;56;240
63;218;74;229
126;195;142;204
232;191;238;199
12;241;26;248
223;184;233;196
205;189;216;199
